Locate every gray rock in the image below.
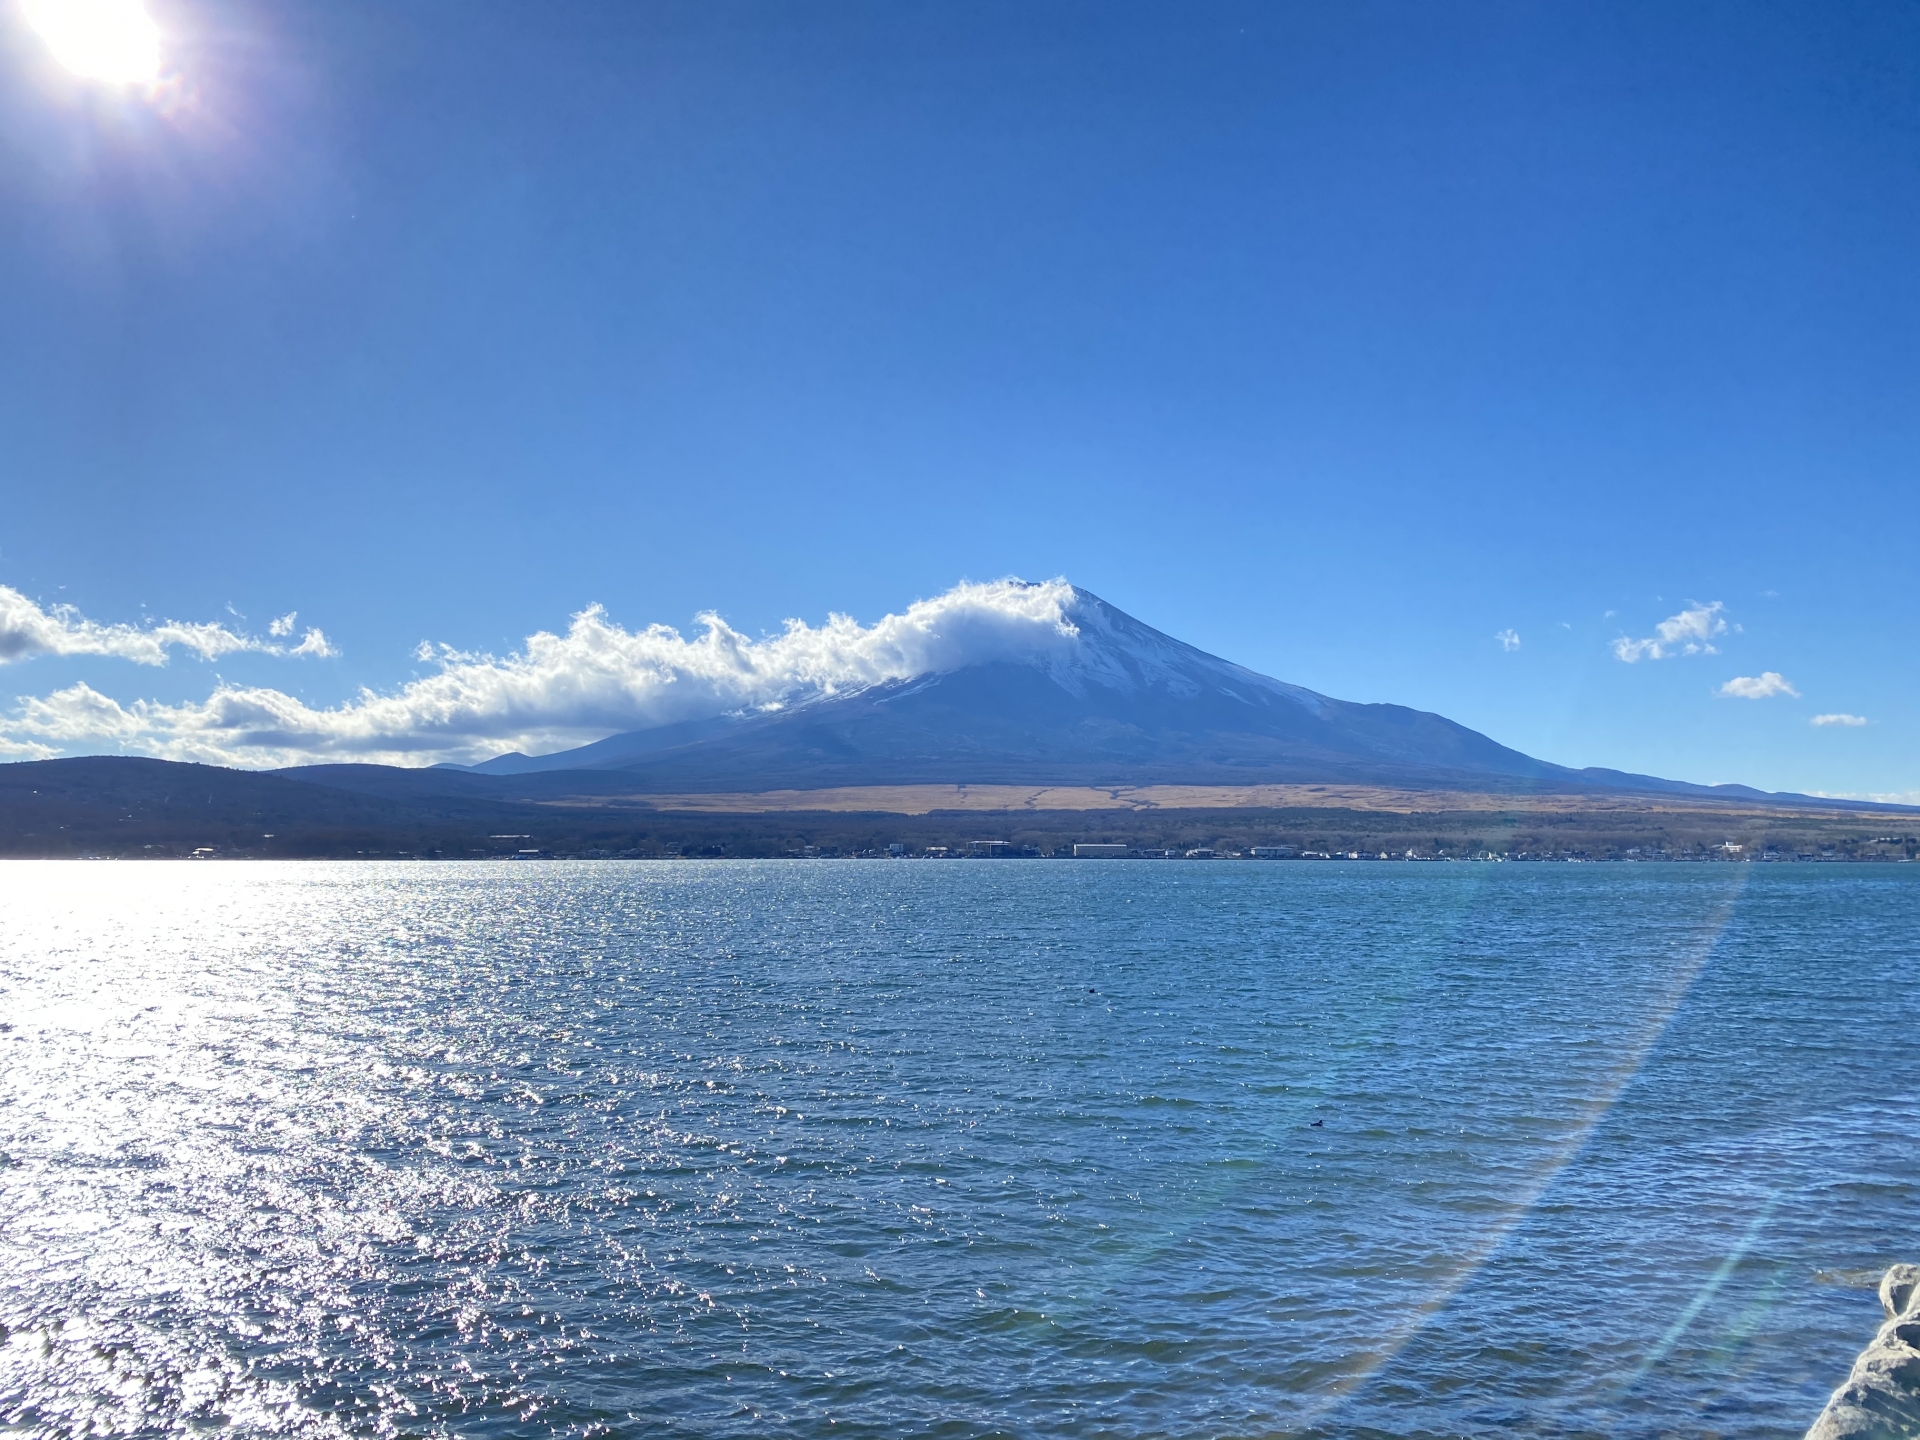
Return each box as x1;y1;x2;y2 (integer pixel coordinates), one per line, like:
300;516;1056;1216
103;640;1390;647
1807;1264;1920;1440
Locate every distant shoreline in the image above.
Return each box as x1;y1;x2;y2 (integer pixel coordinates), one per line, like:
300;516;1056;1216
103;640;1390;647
10;849;1917;865
3;757;1914;862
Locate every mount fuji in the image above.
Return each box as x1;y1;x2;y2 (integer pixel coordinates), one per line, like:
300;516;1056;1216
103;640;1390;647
403;585;1744;801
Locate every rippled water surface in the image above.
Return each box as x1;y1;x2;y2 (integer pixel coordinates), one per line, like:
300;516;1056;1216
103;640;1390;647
1;860;1916;1438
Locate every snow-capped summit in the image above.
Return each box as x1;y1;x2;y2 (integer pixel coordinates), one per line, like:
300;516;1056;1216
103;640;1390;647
1037;585;1329;714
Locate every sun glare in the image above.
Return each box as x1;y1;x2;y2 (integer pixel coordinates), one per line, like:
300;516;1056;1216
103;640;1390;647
23;0;163;84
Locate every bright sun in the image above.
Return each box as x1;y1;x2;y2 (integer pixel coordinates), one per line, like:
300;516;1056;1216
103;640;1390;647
23;0;163;84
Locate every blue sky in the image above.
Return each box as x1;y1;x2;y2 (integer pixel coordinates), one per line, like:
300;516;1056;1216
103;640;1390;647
1;0;1915;796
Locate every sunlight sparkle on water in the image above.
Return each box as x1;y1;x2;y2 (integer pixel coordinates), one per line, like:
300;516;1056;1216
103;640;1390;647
23;0;162;84
2;861;1914;1436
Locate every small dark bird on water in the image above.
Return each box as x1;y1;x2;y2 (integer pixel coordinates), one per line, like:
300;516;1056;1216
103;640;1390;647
1310;1120;1324;1127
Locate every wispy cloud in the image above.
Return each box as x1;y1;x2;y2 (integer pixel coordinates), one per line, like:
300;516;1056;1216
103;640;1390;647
1495;629;1520;652
286;627;339;658
1717;672;1798;700
1810;713;1867;727
0;585;335;667
0;578;1084;768
1611;602;1729;663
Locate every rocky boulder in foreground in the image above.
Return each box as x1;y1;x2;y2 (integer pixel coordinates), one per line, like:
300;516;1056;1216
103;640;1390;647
1807;1264;1920;1440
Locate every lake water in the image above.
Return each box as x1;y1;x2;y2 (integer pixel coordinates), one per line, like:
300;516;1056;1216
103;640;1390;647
1;860;1915;1438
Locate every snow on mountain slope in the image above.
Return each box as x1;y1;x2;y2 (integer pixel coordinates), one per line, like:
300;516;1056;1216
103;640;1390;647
1034;588;1330;712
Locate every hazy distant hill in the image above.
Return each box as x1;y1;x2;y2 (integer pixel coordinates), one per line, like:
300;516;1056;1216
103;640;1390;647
2;753;1910;862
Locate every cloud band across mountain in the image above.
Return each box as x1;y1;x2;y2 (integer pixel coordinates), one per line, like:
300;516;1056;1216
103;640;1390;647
0;579;1082;767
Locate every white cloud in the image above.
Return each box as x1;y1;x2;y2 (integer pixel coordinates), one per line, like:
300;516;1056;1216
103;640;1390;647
1495;629;1520;652
0;578;1085;768
1718;672;1798;700
1810;713;1868;727
0;585;335;667
1611;601;1729;662
268;611;298;637
287;627;339;658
